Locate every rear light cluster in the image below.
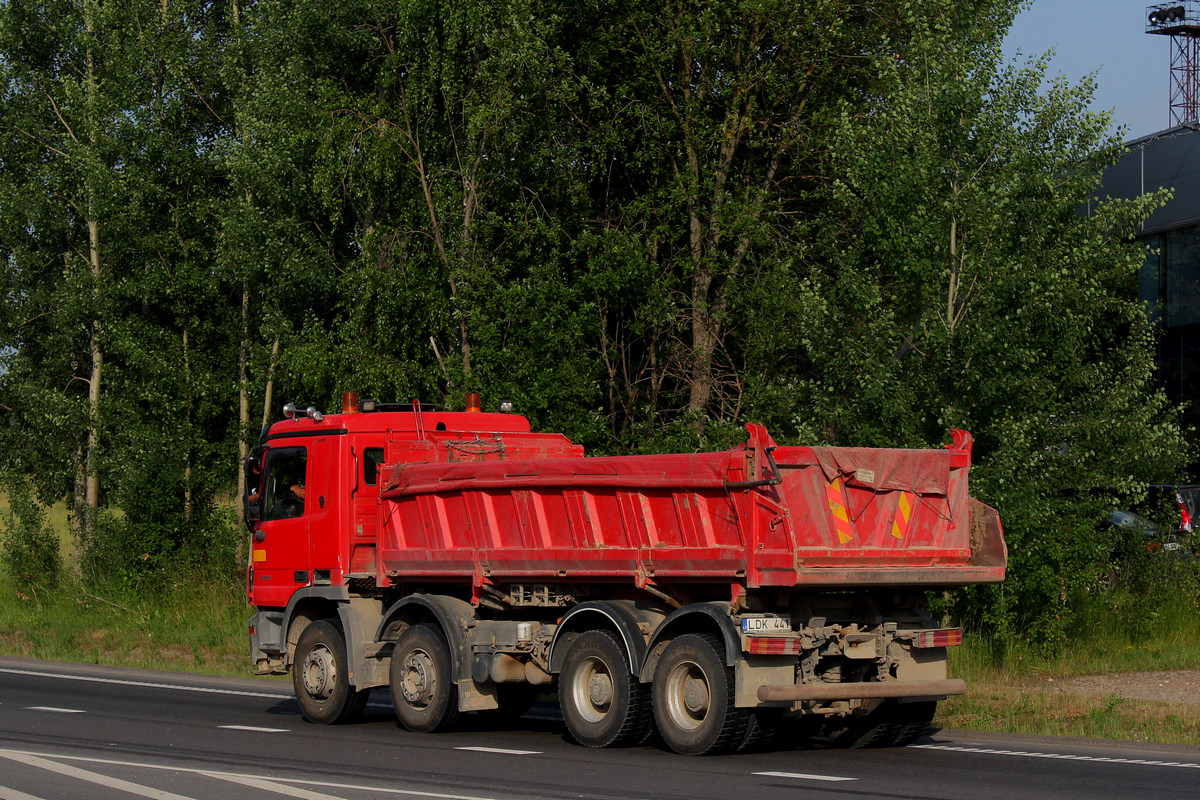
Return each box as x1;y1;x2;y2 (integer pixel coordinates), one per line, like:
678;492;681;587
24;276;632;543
745;637;803;655
913;628;963;648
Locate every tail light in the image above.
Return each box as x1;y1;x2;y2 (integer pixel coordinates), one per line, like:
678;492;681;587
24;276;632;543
913;628;963;648
745;637;803;655
1176;492;1193;533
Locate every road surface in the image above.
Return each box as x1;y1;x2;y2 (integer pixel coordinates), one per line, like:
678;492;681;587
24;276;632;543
0;656;1196;799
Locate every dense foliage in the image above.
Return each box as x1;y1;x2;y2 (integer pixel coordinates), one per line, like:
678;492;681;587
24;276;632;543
0;0;1190;642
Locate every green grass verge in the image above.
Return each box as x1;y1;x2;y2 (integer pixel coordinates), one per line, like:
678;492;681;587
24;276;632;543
0;573;256;677
940;589;1200;746
0;493;255;677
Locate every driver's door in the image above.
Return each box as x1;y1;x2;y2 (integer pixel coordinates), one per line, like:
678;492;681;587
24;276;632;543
249;446;310;607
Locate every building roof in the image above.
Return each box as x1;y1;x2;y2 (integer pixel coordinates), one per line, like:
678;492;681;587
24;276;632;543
1103;123;1200;234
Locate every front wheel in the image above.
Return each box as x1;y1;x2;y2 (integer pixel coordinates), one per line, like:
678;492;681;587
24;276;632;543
293;620;369;724
389;623;460;733
652;633;748;755
559;630;651;747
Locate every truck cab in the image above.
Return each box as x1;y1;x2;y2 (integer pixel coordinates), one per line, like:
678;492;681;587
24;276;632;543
245;394;581;674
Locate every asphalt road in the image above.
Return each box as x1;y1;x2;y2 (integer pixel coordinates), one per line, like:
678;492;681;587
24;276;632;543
0;655;1197;800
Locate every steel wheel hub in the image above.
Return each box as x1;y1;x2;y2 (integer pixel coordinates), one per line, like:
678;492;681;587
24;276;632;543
401;649;436;707
665;660;710;731
301;645;337;700
573;656;614;723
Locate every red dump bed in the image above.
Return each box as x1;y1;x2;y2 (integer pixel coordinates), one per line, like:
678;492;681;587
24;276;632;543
378;424;1005;591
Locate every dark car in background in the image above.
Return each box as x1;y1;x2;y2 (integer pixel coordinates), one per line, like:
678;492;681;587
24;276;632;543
1109;484;1197;556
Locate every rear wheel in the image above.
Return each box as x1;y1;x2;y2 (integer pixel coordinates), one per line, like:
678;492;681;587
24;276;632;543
824;710;899;749
560;630;651;747
389;623;460;733
293;620;369;724
825;700;936;748
890;701;937;746
737;708;785;753
652;633;749;755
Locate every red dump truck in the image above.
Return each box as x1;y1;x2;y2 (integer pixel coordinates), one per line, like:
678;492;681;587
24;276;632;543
245;394;1005;754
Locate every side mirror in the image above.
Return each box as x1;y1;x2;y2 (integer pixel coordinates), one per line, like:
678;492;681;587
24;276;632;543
243;448;266;528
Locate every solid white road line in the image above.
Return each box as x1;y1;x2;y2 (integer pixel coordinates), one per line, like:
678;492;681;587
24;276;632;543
0;748;505;800
218;724;289;733
205;772;350;799
0;784;46;800
753;771;857;783
0;750;200;800
454;746;541;755
913;744;1200;769
23;707;85;714
0;666;284;699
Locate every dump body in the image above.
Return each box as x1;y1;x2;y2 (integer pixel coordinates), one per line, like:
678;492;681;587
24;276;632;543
378;423;1005;593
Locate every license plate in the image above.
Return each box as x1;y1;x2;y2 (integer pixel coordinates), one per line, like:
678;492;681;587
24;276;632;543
740;616;791;634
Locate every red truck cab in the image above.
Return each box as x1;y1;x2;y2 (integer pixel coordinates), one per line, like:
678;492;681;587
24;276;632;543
246;397;580;608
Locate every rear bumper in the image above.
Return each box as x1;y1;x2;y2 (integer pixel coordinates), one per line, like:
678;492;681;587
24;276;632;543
757;678;966;702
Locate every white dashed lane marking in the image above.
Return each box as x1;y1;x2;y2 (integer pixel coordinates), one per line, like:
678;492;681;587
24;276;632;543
23;707;85;714
218;724;289;733
753;771;857;783
454;746;541;755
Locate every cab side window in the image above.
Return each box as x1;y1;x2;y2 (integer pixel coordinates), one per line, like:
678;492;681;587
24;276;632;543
263;447;308;521
363;447;385;487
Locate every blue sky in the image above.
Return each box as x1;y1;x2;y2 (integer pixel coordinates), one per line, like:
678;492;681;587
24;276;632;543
1003;1;1172;140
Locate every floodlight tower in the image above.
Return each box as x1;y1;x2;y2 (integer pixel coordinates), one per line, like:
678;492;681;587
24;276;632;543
1148;2;1200;125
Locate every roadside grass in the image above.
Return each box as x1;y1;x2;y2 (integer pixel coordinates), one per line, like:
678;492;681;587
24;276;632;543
2;494;1200;745
941;588;1200;746
0;572;254;677
0;493;255;677
937;672;1200;746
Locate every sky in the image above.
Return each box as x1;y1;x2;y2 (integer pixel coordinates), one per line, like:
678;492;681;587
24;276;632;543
1003;1;1174;140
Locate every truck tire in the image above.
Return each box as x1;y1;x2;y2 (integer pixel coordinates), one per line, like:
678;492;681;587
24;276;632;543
390;623;460;733
652;633;749;755
889;700;937;746
823;711;898;749
560;630;651;747
825;700;936;748
737;708;784;753
293;620;369;724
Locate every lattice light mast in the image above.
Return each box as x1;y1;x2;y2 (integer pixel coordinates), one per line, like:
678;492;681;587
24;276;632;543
1148;2;1200;125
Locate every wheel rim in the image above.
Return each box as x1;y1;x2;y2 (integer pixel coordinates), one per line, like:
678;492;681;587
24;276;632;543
301;644;337;701
663;659;710;732
570;655;615;723
399;647;437;708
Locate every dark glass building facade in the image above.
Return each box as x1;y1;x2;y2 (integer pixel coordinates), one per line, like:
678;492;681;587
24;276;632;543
1102;124;1200;425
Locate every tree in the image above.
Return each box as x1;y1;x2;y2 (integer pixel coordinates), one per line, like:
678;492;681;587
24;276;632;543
792;1;1189;639
0;0;239;578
